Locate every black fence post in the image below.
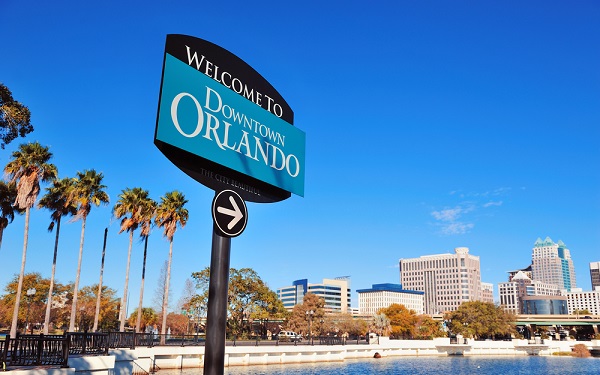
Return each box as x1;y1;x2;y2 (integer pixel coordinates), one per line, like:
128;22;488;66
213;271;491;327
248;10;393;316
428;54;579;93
83;330;88;355
36;335;43;365
61;335;70;368
0;334;9;369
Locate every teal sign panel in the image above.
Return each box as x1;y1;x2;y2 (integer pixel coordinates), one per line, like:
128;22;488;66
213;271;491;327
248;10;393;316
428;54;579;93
154;35;305;203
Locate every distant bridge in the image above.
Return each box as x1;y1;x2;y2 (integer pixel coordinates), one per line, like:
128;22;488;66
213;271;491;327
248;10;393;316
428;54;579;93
515;314;600;327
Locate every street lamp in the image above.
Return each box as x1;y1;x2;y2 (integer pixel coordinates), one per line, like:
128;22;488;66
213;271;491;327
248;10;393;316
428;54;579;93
25;288;36;334
79;307;86;332
305;310;314;345
195;304;201;337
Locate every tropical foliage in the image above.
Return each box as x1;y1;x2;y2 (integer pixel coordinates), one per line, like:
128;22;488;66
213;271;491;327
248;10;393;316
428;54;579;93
4;141;57;336
0;83;33;149
38;177;77;333
67;170;109;331
113;187;152;332
0;180;19;251
155;191;188;336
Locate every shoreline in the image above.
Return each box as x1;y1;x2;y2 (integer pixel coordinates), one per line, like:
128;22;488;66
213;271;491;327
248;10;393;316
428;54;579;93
7;338;600;375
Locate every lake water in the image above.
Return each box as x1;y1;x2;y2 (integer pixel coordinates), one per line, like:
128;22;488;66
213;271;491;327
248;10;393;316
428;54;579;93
158;356;600;375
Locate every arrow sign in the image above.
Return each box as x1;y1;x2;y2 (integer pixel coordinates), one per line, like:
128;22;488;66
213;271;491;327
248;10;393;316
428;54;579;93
212;190;248;237
217;196;243;230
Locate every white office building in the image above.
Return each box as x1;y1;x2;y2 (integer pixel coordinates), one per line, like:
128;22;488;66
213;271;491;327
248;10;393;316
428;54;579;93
277;277;351;313
357;283;424;315
565;287;600;316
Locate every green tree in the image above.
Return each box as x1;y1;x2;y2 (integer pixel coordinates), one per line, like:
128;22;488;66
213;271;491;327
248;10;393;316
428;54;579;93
68;170;109;332
192;267;279;338
113;187;150;332
0;181;20;251
38;177;77;334
4;142;57;336
379;304;418;339
155;191;188;336
249;284;288;337
135;197;156;332
0;84;33;149
445;301;516;340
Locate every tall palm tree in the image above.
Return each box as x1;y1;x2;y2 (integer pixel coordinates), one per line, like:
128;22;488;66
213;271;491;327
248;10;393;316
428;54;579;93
0;181;19;251
4;142;57;337
155;191;188;336
68;169;109;332
113;187;151;332
136;197;156;332
38;177;77;334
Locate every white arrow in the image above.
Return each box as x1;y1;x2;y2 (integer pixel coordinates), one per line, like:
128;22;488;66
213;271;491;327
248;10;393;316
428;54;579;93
217;196;243;230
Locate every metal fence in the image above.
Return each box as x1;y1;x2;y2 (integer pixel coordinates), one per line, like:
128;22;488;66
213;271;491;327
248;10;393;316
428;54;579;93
0;334;69;368
0;331;372;370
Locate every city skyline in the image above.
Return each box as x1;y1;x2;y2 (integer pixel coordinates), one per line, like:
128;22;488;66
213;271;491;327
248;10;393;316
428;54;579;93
1;1;599;312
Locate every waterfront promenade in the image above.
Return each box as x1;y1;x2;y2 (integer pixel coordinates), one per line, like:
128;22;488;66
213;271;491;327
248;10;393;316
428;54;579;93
6;337;600;375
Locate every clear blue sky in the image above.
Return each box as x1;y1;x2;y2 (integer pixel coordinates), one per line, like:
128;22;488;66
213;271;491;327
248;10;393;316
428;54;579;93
1;1;599;311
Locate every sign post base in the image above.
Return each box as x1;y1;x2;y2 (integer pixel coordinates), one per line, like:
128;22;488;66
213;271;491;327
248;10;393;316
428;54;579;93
203;228;231;375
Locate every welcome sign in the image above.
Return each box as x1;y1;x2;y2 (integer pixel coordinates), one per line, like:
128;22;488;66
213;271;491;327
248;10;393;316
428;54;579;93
155;35;305;203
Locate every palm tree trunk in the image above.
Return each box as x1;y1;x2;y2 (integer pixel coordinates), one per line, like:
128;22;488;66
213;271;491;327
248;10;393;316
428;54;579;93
44;217;61;334
0;226;4;252
119;231;134;332
136;236;149;333
93;228;108;332
69;218;86;332
161;239;174;336
10;207;30;337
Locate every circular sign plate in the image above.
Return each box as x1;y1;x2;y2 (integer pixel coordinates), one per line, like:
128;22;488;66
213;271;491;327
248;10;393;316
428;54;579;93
211;190;248;237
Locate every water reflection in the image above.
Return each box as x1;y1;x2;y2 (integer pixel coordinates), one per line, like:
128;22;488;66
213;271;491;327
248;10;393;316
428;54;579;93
157;356;600;375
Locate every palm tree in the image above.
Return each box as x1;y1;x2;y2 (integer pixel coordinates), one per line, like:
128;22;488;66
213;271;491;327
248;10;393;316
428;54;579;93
155;191;188;337
136;197;156;332
38;177;77;334
92;227;108;332
113;187;151;332
4;142;57;337
0;181;19;251
67;170;109;332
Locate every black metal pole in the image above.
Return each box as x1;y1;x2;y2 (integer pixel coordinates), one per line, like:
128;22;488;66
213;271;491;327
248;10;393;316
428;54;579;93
203;227;231;375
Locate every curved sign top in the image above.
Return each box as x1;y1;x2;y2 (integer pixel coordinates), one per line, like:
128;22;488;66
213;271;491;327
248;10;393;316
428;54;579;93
154;34;305;203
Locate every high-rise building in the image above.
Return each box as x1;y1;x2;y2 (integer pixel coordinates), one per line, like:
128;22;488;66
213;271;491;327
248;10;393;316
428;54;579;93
399;247;490;314
531;237;576;292
357;283;424;315
498;270;561;314
590;262;600;290
277;277;351;313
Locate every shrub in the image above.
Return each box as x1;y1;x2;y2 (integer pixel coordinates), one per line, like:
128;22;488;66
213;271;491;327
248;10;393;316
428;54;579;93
572;344;591;358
